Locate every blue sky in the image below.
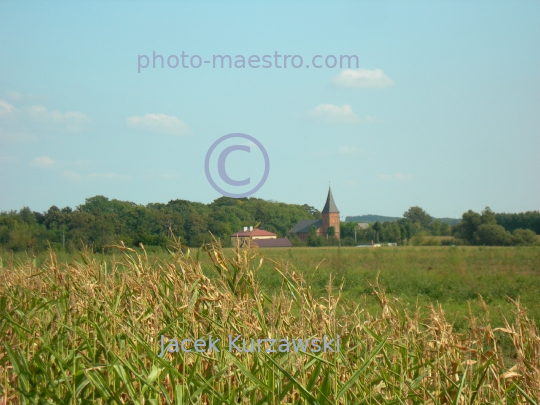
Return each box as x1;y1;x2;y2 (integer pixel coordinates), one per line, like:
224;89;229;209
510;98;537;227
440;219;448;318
0;1;538;219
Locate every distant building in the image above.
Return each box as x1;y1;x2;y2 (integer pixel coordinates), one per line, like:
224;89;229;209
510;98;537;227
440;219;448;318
251;238;293;248
230;226;292;248
290;188;340;242
357;223;370;230
231;227;276;246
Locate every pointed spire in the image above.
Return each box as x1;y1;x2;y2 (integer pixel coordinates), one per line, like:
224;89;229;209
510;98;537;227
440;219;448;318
322;187;339;213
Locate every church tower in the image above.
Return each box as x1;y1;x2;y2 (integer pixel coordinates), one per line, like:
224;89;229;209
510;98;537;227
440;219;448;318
321;188;340;239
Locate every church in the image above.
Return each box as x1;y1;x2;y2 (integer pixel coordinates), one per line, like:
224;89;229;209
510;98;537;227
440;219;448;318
290;188;340;241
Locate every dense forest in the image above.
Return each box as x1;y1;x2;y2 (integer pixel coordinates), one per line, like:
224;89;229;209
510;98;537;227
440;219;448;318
0;196;318;252
0;195;538;252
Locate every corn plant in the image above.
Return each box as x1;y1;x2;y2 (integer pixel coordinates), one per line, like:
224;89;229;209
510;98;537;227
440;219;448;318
0;236;538;404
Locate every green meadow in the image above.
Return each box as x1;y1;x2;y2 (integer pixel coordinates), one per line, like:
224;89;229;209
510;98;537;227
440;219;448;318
248;246;540;328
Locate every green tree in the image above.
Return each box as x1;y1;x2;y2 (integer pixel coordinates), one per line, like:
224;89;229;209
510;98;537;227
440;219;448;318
453;210;482;243
403;206;432;228
44;206;65;230
512;229;537;246
289;233;305;247
476;224;513;246
480;207;497;226
307;225;322;247
440;221;450;236
78;195;113;215
380;221;401;244
372;221;381;243
302;204;321;218
400;225;407;243
495;211;540;234
327;226;335;237
339;222;356;239
392;221;402;244
429;220;442;236
453;207;500;245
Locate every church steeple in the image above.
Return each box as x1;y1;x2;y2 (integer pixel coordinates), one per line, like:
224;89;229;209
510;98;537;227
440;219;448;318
321;187;340;239
322;187;339;214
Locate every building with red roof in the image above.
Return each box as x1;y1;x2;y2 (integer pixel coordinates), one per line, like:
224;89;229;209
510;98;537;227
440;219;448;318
230;226;292;248
230;226;277;246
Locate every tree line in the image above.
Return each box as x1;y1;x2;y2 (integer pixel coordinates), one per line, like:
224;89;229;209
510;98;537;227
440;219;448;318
303;206;454;247
0;196;319;252
0;196;538;252
305;206;538;247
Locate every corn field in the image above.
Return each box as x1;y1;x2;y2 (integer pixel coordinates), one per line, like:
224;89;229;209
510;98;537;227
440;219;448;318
0;238;539;404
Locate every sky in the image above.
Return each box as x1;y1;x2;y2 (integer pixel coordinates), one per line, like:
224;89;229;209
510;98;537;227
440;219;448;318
0;0;539;219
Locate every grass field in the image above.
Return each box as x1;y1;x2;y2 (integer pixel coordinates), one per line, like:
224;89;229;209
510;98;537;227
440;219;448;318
3;245;539;328
0;242;539;403
245;246;540;329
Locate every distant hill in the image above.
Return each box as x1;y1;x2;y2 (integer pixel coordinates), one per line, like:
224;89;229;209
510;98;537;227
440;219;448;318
345;215;460;225
436;217;460;225
345;215;401;223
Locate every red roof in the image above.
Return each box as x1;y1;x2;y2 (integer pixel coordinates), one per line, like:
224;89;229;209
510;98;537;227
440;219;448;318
252;238;293;248
231;229;277;237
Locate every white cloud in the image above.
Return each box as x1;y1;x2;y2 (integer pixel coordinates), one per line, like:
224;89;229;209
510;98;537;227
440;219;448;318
314;146;366;157
0;129;35;142
34;157;93;169
63;171;130;182
359;115;380;123
29;105;90;132
71;159;93;166
304;104;379;124
378;172;413;180
158;169;181;180
306;104;360;123
31;155;55;168
127;113;191;136
5;91;49;102
63;170;83;181
244;140;257;148
338;146;364;155
142;168;182;181
5;91;22;101
0;100;17;116
87;172;131;180
0;156;17;172
332;69;394;89
1;99;91;137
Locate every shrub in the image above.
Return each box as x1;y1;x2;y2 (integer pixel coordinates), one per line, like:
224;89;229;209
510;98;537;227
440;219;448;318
410;232;442;246
475;223;513;246
512;228;538;246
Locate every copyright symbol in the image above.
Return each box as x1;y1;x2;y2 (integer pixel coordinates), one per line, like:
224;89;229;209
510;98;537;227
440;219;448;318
204;133;270;198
